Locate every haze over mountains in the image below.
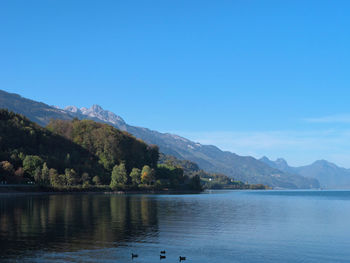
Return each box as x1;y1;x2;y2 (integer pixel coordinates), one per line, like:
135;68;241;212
2;89;345;189
260;157;350;189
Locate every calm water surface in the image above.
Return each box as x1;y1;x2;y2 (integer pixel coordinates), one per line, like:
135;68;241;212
1;190;350;263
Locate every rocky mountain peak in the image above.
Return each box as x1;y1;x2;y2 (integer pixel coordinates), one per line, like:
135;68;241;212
63;104;127;130
82;105;125;125
90;104;103;112
64;105;81;114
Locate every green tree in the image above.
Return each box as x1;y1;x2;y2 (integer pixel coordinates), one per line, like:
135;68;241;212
23;155;43;178
81;172;90;183
33;167;42;183
92;175;101;185
141;165;155;185
59;174;67;186
81;172;90;188
65;168;79;186
110;163;128;188
49;168;61;187
130;168;141;185
41;162;50;185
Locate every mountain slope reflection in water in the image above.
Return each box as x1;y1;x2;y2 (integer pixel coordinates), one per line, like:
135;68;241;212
1;190;350;263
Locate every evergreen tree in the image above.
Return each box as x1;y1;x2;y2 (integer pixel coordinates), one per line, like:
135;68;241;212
190;175;202;191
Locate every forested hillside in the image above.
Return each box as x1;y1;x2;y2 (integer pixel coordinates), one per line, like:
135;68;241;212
47;119;159;174
0;110;201;191
0;109;104;185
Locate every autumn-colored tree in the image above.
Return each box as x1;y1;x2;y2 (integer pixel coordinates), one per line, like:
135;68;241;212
1;161;14;173
14;167;24;177
141;165;155;185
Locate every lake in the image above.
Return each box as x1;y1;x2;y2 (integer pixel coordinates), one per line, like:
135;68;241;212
1;190;350;263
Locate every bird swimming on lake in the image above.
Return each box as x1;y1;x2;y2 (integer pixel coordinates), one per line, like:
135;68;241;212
131;253;138;259
160;250;166;254
179;256;186;261
160;255;166;259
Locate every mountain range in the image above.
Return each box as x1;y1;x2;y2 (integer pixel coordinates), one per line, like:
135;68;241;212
260;156;350;189
0;89;325;189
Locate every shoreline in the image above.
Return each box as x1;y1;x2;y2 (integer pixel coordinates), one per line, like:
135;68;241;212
0;183;271;196
0;185;203;195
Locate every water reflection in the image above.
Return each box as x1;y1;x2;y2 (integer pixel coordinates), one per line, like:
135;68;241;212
0;194;158;260
2;191;350;263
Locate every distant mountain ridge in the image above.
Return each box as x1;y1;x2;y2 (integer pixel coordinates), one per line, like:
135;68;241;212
64;104;319;189
0;89;319;189
0;90;72;126
260;156;350;188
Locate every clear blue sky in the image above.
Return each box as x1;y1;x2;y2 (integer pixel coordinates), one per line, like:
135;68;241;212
1;0;350;167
